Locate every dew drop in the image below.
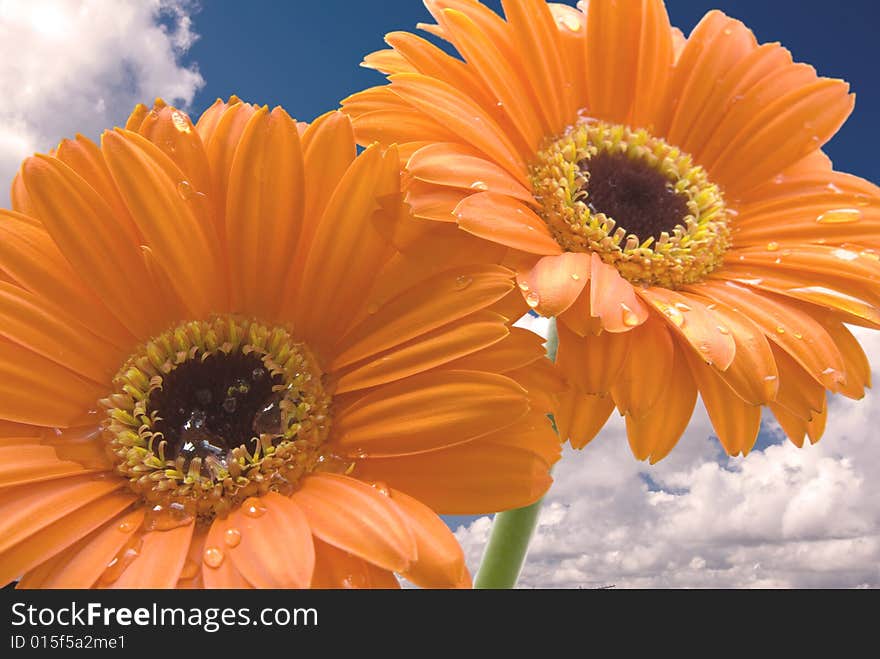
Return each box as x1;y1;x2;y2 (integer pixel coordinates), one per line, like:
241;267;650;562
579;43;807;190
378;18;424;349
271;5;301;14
763;375;778;383
518;280;530;292
816;208;862;224
826;182;844;194
203;547;224;569
674;302;692;312
171;110;191;133
776;326;786;335
177;180;194;200
525;291;541;308
832;248;859;262
717;325;730;335
371;480;391;497
662;305;685;327
118;520;137;533
793;332;803;340
570;273;581;281
620;303;640;327
766;241;780;252
454;275;473;290
242;497;267;518
367;302;380;314
223;528;242;548
469;180;489;191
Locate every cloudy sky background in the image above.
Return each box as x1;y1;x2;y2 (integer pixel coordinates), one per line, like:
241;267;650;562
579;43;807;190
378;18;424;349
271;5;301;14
1;0;877;587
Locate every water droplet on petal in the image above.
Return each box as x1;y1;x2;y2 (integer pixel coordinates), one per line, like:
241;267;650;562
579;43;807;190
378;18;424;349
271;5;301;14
717;325;730;335
203;547;224;568
570;273;581;281
766;242;780;252
518;280;530;291
832;248;859;262
776;326;786;335
620;303;640;327
817;208;862;224
118;520;137;533
224;528;242;548
366;302;379;314
242;497;267;518
525;291;540;308
469;180;489;191
763;375;778;383
371;481;390;497
454;275;473;290
177;180;194;200
171;110;192;133
662;305;685;327
674;302;692;312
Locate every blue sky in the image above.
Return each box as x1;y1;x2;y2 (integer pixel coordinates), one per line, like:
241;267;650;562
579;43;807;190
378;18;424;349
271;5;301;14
1;0;878;587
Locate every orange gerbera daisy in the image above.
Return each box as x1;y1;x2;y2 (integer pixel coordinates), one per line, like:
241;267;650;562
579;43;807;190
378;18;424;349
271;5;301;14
0;97;561;588
343;0;880;462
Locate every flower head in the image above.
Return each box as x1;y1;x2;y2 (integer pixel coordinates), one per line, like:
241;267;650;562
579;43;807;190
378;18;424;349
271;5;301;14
0;97;560;588
343;0;880;462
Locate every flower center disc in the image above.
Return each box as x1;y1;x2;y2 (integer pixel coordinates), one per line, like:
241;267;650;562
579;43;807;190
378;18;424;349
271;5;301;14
101;317;332;520
531;119;731;287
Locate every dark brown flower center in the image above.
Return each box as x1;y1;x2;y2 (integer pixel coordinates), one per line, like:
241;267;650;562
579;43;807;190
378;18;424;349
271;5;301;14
579;152;690;243
101;317;333;519
149;352;283;477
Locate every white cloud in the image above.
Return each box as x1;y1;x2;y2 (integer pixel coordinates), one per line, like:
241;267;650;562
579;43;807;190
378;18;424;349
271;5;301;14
0;0;204;206
457;323;880;588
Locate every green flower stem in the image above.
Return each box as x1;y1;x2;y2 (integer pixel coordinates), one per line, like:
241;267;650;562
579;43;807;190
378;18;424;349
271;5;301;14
474;317;558;589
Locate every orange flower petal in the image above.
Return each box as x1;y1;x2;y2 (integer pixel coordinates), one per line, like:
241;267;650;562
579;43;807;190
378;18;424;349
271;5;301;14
333;310;509;394
311;539;400;589
21;154;166;338
440;8;545;149
0;282;120;384
202;517;253;589
625;345;698;463
1;491;134;587
0;445;99;489
683;349;761;457
354;441;552;515
455;191;563;255
330;264;514;369
610;316;674;418
499;0;569;131
556;389;616;450
665;13;757;149
769;402;807;448
0;214;133;348
517;252;589;316
210;492;315;589
333;370;529;456
295;473;416;573
589;253;650;332
102;129;225;319
110;522;194;588
392;488;470;588
638;287;736;370
408;142;534;201
0;475;123;556
698;280;846;391
388;73;527;182
226;106;304;318
770;343;827;420
442;326;546;373
556;320;631;395
682;291;779;404
0;340;103;427
18;507;144;589
586;0;674;127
